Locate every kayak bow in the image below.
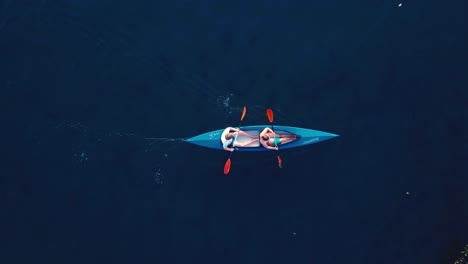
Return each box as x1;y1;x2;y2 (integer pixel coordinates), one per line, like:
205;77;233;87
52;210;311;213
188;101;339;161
185;125;338;151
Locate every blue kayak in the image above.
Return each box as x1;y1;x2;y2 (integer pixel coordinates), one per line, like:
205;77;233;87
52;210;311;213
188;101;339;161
185;125;339;151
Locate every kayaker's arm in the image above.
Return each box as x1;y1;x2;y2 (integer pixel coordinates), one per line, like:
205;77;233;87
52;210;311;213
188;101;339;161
266;145;278;150
260;138;277;150
221;127;236;152
223;143;234;152
259;128;268;138
222;133;234;152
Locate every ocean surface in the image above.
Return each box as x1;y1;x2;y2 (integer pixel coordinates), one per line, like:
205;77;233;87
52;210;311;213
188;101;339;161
2;0;467;263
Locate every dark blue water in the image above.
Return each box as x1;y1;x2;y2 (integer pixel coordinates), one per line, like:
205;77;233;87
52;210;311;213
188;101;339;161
2;0;467;263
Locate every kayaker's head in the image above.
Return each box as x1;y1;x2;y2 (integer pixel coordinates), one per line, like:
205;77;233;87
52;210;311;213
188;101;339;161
225;133;233;140
261;134;269;141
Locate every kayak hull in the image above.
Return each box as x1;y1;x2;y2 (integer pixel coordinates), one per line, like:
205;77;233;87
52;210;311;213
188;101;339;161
185;125;338;151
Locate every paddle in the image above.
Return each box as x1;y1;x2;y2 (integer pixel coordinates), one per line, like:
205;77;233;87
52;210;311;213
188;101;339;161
223;106;247;174
266;108;282;168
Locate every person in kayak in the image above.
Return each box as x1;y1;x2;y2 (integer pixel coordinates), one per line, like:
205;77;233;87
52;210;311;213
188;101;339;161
259;127;297;150
221;127;258;152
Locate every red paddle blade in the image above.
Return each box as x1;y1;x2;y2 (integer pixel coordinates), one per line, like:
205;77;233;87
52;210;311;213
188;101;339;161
224;158;232;174
240;106;247;121
266;109;273;123
277;155;282;168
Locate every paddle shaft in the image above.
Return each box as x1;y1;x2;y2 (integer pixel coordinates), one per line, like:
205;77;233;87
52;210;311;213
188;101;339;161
224;106;247;174
229;111;245;157
267;109;282;168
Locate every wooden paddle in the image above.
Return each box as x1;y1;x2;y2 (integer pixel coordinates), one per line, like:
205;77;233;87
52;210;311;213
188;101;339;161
266;108;282;168
223;106;247;174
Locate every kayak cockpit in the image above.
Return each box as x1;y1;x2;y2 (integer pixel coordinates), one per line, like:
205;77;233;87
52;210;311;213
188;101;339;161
234;130;260;147
234;129;299;148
